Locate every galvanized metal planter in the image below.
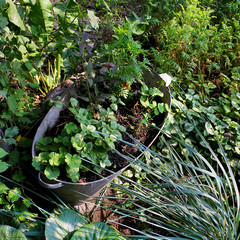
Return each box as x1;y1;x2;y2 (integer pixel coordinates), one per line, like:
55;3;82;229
32;69;172;205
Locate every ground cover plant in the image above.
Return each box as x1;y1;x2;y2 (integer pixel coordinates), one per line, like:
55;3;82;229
0;0;240;239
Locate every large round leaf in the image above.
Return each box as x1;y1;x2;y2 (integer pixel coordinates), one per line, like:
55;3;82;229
71;222;126;240
0;225;27;239
45;209;87;240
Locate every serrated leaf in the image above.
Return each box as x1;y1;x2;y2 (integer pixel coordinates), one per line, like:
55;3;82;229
35;137;53;151
7;95;17;113
5;126;18;138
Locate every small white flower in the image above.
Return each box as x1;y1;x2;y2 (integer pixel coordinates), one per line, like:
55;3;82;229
159;73;172;87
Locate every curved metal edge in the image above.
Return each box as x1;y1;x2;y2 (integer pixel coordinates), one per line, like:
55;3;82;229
38;172;63;189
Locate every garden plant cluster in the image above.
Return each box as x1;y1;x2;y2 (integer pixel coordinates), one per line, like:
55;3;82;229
0;0;239;239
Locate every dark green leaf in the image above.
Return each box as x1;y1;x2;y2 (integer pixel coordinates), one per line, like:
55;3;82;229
0;161;10;173
5;126;18;138
7;95;17;113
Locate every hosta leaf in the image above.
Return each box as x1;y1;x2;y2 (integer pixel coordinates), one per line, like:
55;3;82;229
0;225;27;240
45;209;87;240
71;222;125;240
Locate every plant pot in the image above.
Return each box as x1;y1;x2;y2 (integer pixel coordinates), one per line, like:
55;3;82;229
32;69;171;205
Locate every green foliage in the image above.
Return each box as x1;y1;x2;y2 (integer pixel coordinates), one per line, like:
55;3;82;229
140;82;168;123
108;125;240;239
144;0;240;174
0;182;37;226
33;99;126;182
35;54;63;96
1;0;240;238
0;225;27;239
45;208;126;240
99;20;150;98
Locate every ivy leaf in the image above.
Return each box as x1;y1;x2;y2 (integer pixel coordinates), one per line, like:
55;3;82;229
87;125;96;132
